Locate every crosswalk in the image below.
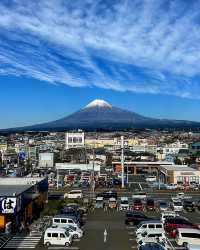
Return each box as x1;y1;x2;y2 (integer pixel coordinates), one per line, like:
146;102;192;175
3;236;41;249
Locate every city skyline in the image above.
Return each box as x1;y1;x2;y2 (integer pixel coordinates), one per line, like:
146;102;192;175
1;0;200;128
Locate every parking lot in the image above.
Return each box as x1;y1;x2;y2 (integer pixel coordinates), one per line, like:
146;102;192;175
3;186;200;250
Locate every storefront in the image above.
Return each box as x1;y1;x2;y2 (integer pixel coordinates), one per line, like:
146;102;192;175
0;177;48;233
160;165;200;185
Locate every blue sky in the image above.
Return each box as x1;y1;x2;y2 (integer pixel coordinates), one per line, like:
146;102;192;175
1;0;200;128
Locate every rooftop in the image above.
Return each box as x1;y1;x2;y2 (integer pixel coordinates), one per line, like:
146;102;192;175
0;185;32;197
161;165;198;171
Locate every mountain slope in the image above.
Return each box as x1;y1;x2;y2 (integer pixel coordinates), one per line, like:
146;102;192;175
1;99;200;131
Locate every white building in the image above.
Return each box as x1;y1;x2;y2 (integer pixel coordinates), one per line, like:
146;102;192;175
65;132;85;150
39;152;54;168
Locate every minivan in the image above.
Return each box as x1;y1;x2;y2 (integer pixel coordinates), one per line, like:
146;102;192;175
136;220;164;236
137;230;166;246
176;228;200;247
53;215;80;228
44;227;72;247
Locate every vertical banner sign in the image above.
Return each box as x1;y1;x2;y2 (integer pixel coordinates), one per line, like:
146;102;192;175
1;198;17;214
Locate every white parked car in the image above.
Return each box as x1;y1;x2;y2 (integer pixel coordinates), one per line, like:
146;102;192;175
119;197;129;211
176;228;200;247
64;190;83;199
52;215;80;228
136;220;164;237
44;227;72;247
145;176;157;182
161;211;179;223
172;199;183;212
132;192;147;200
137;230;167;246
61;225;83;239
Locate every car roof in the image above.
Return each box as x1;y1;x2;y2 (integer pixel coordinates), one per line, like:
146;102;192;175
69;190;82;192
121;197;128;200
96;197;103;200
139;220;162;225
45;227;66;233
53;214;76;219
177;228;200;233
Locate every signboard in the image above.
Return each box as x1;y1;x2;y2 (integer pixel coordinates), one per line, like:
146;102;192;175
1;198;17;214
180;172;195;176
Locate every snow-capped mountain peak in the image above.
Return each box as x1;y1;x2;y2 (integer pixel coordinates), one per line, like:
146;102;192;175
84;99;112;109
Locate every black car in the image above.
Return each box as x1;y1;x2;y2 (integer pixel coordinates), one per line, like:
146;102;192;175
96;191;118;199
125;211;152;226
183;200;195;212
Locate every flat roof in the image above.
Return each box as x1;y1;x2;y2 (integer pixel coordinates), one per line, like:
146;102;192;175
0;185;32;197
161;165;197;171
112;161;174;165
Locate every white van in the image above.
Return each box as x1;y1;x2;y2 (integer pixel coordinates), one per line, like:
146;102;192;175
119;197;129;211
44;227;72;247
52;215;80;228
172;199;183;212
137;230;167;246
146;176;157;182
161;211;178;223
176;228;200;247
136;220;164;236
64;190;83;199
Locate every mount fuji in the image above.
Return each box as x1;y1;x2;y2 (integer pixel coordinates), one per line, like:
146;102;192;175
2;99;200;131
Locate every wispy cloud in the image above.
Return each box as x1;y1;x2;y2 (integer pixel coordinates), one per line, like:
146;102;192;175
0;0;200;98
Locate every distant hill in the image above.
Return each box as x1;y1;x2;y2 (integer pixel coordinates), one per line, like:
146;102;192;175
1;99;200;132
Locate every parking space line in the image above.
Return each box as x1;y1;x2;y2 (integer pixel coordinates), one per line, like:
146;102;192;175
48;247;79;250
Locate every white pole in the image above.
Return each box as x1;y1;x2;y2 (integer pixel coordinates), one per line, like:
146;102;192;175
121;136;124;188
57;168;59;190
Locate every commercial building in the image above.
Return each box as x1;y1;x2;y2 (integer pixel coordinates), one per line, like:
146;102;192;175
112;161;174;175
39;152;54;168
0;177;48;233
65;132;85;149
56;163;100;172
160;165;200;185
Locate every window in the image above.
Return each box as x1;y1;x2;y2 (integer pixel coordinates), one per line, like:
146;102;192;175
47;233;51;237
181;233;200;238
148;225;155;229
68;220;73;223
68;137;73;143
54;219;60;223
52;233;58;238
60;233;65;238
148;234;162;238
156;224;162;229
61;219;67;223
142;225;147;228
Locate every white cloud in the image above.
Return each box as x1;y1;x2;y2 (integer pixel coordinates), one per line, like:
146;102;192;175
0;0;200;98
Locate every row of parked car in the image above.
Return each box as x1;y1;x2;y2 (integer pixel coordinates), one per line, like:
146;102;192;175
125;208;200;249
43;203;86;247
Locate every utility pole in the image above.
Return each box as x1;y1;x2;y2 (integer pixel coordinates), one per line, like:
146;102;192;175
121;136;125;188
92;147;95;195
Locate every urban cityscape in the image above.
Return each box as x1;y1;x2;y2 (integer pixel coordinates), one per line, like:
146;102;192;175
1;1;200;250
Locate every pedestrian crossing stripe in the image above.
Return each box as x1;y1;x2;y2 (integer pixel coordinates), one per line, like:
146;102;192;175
3;236;41;249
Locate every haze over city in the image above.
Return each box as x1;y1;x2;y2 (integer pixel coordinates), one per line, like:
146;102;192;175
1;0;200;128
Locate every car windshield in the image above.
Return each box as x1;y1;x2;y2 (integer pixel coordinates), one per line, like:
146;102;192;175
65;231;70;237
174;202;182;206
121;200;128;204
160;202;167;206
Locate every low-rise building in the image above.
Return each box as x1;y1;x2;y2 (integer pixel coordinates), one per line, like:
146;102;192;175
66;132;85;149
160;165;200;185
0;177;48;233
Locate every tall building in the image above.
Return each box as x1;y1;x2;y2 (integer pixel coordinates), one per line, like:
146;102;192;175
65;131;85;150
